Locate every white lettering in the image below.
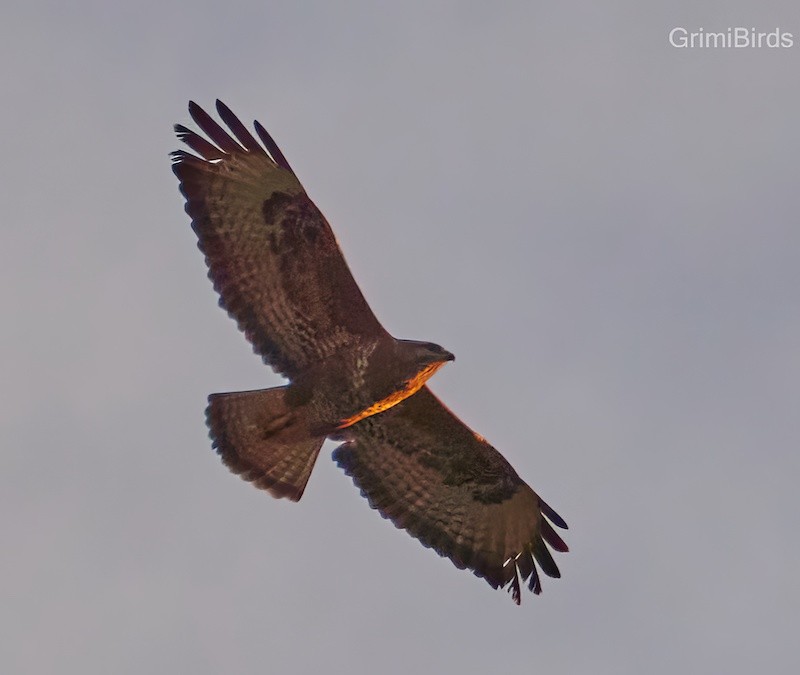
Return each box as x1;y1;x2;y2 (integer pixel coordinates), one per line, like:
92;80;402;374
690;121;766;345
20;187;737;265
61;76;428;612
765;30;780;48
734;27;750;48
669;27;687;48
669;26;795;49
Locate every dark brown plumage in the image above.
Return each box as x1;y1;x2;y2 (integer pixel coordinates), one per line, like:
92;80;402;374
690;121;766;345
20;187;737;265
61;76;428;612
174;100;386;380
172;100;568;603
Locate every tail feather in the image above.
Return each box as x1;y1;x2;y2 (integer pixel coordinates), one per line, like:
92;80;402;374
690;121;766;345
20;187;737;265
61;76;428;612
206;387;325;501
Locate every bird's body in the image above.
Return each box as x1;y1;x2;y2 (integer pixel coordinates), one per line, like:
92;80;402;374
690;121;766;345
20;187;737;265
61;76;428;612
172;101;568;603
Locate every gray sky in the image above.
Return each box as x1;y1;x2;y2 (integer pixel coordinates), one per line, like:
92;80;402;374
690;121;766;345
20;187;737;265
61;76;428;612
3;1;799;673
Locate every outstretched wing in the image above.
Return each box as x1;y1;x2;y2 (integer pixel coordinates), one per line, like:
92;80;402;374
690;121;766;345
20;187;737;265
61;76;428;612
172;100;387;378
333;387;568;604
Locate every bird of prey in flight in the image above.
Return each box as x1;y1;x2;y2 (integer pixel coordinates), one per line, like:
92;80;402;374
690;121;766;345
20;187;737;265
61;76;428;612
172;101;568;603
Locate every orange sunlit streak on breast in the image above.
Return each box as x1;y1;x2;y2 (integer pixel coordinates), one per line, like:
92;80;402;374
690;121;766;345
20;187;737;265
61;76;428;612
336;361;448;429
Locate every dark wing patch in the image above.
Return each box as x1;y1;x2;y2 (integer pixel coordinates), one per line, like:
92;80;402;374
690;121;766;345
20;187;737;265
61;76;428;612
333;387;568;604
172;100;387;378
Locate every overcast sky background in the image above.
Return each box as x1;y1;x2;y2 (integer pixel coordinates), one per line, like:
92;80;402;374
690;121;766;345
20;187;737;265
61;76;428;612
3;1;799;673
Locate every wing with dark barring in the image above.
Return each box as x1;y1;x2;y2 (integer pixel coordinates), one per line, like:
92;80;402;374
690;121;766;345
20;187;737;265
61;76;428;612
333;386;568;604
172;100;387;378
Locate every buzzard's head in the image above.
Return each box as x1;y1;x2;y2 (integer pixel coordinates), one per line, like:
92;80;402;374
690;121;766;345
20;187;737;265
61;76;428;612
398;340;455;368
394;340;455;395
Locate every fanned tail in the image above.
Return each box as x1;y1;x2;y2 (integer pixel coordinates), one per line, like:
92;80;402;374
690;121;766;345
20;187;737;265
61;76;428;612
206;387;324;501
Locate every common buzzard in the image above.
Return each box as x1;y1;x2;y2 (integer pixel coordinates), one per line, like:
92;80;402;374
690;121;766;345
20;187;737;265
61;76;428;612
172;101;568;603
